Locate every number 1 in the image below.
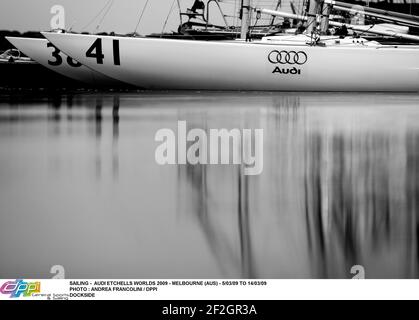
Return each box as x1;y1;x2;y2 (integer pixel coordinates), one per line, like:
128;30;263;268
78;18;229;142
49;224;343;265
113;40;120;66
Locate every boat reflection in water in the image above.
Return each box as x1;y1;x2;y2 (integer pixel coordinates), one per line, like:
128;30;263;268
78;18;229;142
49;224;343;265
0;92;418;279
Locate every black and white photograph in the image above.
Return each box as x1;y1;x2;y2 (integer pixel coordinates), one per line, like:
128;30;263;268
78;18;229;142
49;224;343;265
1;0;419;303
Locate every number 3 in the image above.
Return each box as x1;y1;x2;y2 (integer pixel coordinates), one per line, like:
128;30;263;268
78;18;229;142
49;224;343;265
47;42;82;67
47;42;62;66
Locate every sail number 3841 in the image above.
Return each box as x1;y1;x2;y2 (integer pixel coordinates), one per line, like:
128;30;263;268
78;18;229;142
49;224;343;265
86;38;120;66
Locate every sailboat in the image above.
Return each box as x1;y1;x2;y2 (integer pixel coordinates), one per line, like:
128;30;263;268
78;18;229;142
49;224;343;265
6;37;120;86
0;48;34;64
42;0;419;91
4;1;285;88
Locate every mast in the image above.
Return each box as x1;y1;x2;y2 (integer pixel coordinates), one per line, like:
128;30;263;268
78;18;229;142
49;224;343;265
240;0;251;40
320;1;331;34
270;0;282;26
306;0;321;35
176;0;183;26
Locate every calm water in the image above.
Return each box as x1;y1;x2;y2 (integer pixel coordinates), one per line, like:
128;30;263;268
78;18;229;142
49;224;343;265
1;91;419;279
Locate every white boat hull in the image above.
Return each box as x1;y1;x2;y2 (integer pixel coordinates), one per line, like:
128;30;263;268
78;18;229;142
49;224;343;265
42;32;419;92
6;37;120;86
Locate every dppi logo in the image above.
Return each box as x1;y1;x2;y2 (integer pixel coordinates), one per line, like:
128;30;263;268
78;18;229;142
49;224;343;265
0;280;41;298
268;50;307;75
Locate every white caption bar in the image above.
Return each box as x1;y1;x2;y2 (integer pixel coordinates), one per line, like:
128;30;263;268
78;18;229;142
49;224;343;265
0;279;418;300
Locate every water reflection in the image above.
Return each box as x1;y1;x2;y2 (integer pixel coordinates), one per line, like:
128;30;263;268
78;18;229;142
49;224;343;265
0;92;419;278
112;96;120;181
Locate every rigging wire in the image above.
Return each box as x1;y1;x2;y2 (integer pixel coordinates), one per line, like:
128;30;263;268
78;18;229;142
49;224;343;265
161;0;177;36
233;0;238;28
351;24;376;38
95;0;115;31
81;0;113;31
133;0;151;35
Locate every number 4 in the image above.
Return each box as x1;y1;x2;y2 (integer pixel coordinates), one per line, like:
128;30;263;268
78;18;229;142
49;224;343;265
86;38;104;64
86;38;120;66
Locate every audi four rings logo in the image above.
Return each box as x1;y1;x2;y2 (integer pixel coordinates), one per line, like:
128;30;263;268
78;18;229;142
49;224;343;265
268;50;308;65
